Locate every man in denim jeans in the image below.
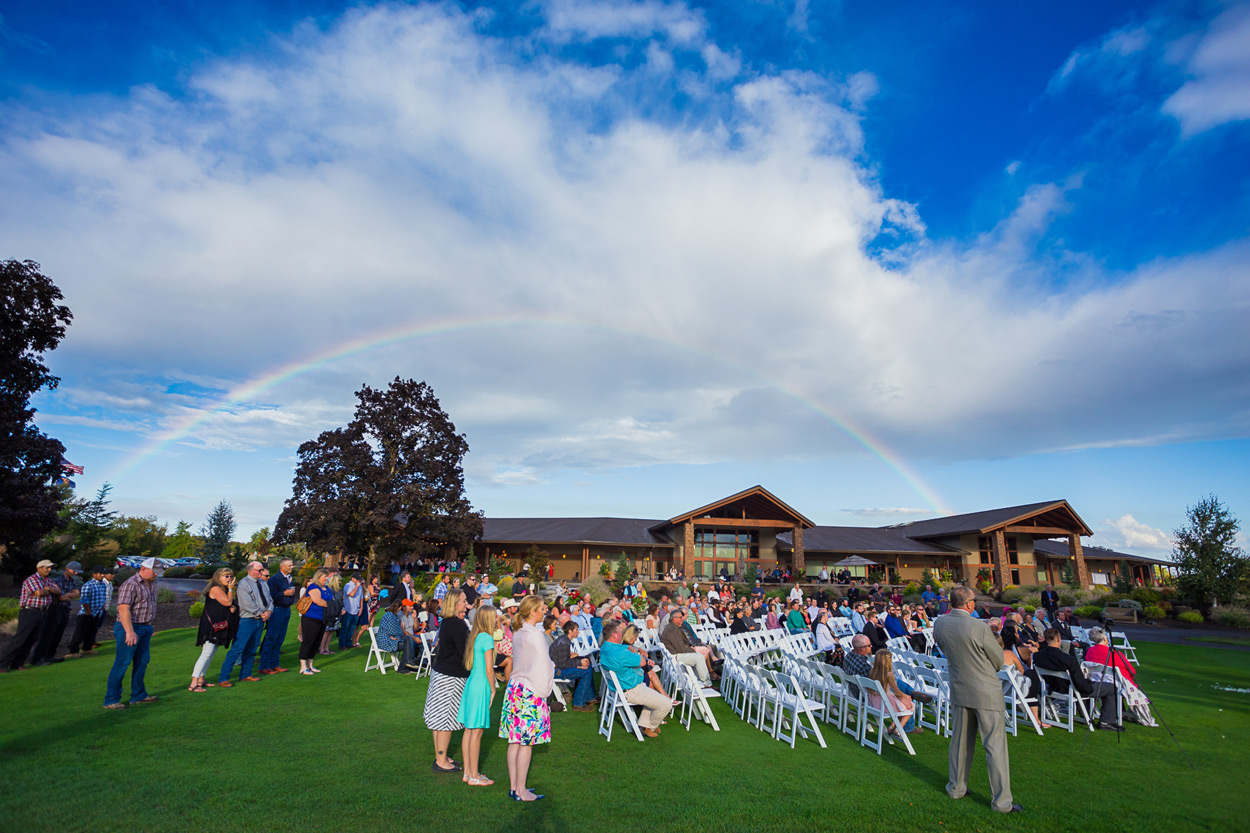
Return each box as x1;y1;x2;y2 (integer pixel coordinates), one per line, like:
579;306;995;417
217;561;273;686
340;573;363;649
260;558;296;673
103;558;161;709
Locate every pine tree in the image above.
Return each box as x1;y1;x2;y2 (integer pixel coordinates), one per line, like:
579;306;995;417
201;500;236;565
1173;494;1247;607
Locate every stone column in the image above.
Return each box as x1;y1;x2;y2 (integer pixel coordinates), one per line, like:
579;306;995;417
683;521;696;578
1069;535;1090;589
992;529;1010;592
793;526;805;578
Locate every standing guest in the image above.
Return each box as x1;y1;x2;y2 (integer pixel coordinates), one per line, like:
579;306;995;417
189;568;237;691
1040;584;1060;621
102;557;161;709
340;573;363;649
299;569;331;675
462;574;480;608
318;574;342;655
426;589;470;774
259;558;296;675
500;595;553;802
32;560;81;664
513;576;528;600
93;566;116;650
66;565;109;658
934;585;1020;814
458;605;499;787
217;561;273;687
0;559;60;672
433;574;449;602
600;620;671;737
357;575;382;644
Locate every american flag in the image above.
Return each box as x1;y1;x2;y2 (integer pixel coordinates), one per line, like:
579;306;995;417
61;459;85;475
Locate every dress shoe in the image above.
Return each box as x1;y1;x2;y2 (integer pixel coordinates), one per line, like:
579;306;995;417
260;669;279;675
274;667;290;673
1098;722;1124;732
571;704;595;712
241;676;262;682
642;728;661;738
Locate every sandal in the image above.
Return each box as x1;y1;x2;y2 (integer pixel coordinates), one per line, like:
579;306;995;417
468;775;494;786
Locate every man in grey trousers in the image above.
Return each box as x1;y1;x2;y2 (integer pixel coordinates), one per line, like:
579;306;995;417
933;585;1022;814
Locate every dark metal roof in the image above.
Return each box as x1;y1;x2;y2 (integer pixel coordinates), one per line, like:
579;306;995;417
653;484;815;531
1034;538;1174;566
886;500;1093;539
779;526;959;555
481;517;673;547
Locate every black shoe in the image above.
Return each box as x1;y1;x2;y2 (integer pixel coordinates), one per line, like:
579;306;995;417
30;660;49;667
48;657;65;663
1098;722;1124;732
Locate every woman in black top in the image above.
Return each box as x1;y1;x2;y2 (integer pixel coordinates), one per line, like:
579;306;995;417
424;589;470;774
190;568;236;692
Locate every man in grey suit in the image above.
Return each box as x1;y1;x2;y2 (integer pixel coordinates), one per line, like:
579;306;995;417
933;585;1022;814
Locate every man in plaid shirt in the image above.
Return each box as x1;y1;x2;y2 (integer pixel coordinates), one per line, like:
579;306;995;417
103;558;161;709
0;560;61;672
66;566;110;657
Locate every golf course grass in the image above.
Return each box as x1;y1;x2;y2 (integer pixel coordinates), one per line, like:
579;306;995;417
1;627;1246;832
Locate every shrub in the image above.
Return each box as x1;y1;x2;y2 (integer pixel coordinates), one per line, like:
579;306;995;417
1022;605;1036;614
902;593;922;605
185;590;201;600
496;576;515;598
1000;586;1024;603
1141;605;1165;619
1178;610;1204;624
115;568;136;584
1073;588;1093;603
1058;593;1077;607
1212;605;1250;629
1090;585;1110;594
189;600;205;619
1130;587;1162;606
0;598;18;625
1074;605;1103;619
919;568;936;589
1110;598;1143;612
163;566;193;578
578;576;611;606
157;588;177;604
1021;584;1043;593
977;580;993;596
903;581;920;596
1020;593;1042;609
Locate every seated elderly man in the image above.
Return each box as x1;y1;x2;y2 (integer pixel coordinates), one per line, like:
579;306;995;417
373;598;415;671
660;608;714;684
600;621;671;738
549;621;597;711
571;602;595;634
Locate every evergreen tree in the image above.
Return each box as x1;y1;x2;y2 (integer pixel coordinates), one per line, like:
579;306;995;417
66;483;117;571
1173;494;1247;607
1060;560;1078;590
201;500;236;565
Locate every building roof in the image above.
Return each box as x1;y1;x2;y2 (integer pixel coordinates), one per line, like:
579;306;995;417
653;484;815;531
481;517;673;548
1034;538;1174;566
886;500;1094;539
779;526;958;555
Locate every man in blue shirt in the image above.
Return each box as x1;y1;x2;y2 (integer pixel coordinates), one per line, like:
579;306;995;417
922;585;938;605
260;558;296;674
340;573;363;649
599;621;670;737
66;565;108;658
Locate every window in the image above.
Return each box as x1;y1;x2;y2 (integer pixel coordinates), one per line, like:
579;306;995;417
694;528;759;576
1010;568;1020;585
978;536;992;565
1007;536;1019;565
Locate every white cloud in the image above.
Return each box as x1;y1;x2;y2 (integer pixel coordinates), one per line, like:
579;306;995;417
1162;4;1250;135
1;1;1247;488
1102;514;1172;552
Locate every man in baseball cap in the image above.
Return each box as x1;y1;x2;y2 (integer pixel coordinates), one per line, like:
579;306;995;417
0;560;60;671
31;560;82;665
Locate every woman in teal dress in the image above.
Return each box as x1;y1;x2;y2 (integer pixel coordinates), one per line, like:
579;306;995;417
457;605;498;786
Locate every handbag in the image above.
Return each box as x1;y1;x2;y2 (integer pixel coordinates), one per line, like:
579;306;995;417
210;618;229;633
296;594;313;615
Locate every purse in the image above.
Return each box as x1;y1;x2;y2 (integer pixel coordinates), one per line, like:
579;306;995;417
296;594;313;615
210;619;229;633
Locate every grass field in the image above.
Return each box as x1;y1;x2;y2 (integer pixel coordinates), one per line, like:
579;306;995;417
1186;636;1250;648
1;628;1247;833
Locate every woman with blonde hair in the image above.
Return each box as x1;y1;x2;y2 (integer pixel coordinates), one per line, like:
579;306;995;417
189;568;236;691
500;595;554;801
299;569;331;675
318;573;343;656
457;605;498;786
622;624;666;696
868;649;921;735
426;589;470;774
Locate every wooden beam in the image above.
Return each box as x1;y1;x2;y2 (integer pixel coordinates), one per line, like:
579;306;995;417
690;517;796;529
1003;525;1078;535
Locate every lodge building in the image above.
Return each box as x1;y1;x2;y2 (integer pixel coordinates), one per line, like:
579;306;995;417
476;485;1172;591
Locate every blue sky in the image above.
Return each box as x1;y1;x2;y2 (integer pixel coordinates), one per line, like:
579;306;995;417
2;0;1248;554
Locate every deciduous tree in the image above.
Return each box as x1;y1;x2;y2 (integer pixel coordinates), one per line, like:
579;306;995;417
274;378;483;568
0;260;73;578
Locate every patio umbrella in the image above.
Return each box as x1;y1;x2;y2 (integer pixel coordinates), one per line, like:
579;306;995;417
832;555;879;567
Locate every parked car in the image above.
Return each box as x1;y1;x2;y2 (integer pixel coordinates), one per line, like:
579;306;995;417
174;557;203;567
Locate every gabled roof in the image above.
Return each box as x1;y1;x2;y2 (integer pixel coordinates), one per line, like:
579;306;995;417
481;517;673;548
778;526;958;555
1034;538;1174;566
889;500;1094;539
652;485;815;531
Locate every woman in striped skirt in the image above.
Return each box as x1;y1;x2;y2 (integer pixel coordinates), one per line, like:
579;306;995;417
425;589;470;774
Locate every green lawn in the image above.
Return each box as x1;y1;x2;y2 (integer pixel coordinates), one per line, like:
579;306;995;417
1186;636;1250;647
1;629;1247;833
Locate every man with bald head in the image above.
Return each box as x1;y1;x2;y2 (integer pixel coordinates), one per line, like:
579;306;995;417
218;561;274;687
934;585;1021;814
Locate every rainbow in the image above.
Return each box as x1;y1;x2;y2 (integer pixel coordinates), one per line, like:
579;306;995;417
106;314;952;515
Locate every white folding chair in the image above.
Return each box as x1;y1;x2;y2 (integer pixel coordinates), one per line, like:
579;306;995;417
598;670;645;742
1037;666;1095;732
911;665;949;735
770;670;827;748
1111;632;1139;665
856;676;917;755
363;627;399;675
413;632;437;678
998;666;1044;736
